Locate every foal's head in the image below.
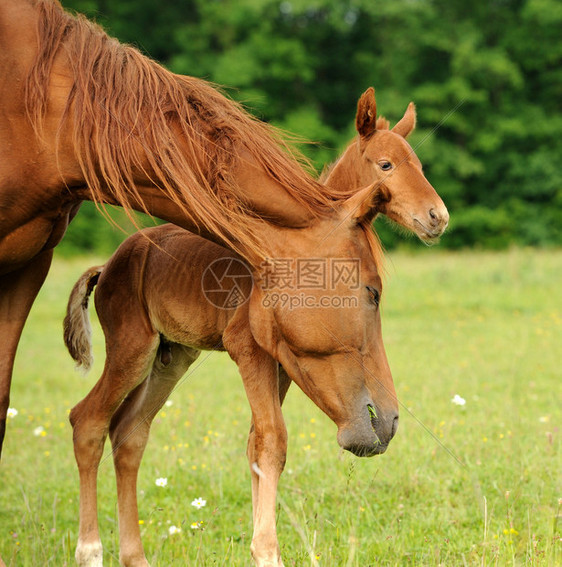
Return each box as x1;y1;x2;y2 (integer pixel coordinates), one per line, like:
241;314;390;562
248;186;400;457
351;87;449;242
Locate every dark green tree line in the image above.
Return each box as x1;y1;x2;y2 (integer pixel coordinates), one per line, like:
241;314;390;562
60;0;562;252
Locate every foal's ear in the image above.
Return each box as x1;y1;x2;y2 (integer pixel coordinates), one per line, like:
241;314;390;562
356;87;377;139
344;181;390;224
392;102;416;138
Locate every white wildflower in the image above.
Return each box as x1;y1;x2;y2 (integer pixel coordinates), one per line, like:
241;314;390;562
191;497;206;509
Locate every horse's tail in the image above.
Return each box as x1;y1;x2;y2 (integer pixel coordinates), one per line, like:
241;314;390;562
63;266;103;373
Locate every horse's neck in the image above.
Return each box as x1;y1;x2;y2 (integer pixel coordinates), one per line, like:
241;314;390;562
323;141;362;193
0;1;37;57
229;152;321;228
121;178;318;263
110;184;224;245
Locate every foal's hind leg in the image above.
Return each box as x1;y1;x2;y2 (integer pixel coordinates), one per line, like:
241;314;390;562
109;344;200;567
69;332;159;567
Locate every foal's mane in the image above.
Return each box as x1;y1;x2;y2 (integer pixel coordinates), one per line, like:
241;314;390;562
318;158;340;184
360;220;385;277
25;0;351;262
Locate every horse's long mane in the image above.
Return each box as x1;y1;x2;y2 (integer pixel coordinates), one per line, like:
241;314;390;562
25;0;350;262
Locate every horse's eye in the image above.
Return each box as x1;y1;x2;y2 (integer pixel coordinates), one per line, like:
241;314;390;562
366;285;380;307
379;161;393;171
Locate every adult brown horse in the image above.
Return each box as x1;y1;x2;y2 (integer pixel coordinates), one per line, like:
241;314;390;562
62;101;447;566
0;0;449;461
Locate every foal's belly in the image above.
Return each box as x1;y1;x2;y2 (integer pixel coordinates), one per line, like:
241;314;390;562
164;327;225;352
150;300;230;352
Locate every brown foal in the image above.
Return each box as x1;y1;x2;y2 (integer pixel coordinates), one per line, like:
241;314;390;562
65;214;393;567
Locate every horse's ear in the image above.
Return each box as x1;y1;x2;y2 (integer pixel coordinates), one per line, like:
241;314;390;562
344;182;390;224
356;87;377;139
392;102;416;138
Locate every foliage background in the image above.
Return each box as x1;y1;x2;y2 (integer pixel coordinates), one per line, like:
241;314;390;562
58;0;562;253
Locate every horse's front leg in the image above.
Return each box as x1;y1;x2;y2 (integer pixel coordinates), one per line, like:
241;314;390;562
225;328;287;567
0;250;53;459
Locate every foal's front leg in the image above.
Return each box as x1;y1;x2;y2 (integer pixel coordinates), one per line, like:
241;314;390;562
247;364;292;524
225;327;287;567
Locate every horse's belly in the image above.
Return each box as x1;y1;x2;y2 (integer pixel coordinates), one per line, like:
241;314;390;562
0;205;77;274
0;217;57;273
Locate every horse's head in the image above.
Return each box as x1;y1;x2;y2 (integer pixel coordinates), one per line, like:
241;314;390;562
247;189;399;457
352;87;449;243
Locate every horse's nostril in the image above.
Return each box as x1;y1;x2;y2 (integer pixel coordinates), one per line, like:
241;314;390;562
367;404;378;430
429;208;438;222
391;415;399;438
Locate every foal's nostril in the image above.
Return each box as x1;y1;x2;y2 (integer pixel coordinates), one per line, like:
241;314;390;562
429;208;438;225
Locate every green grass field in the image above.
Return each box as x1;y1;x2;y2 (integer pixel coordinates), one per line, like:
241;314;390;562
0;248;560;566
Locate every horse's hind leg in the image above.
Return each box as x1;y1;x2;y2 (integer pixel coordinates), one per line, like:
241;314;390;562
108;344;200;567
69;332;159;567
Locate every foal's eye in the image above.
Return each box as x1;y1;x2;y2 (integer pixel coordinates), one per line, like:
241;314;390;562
379;161;393;171
366;285;380;307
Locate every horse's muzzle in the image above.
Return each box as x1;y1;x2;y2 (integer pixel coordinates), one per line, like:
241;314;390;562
337;404;399;458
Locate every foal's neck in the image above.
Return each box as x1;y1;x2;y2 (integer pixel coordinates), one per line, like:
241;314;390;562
323;141;362;193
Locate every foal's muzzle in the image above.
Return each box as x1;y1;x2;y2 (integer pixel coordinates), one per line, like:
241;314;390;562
414;205;449;242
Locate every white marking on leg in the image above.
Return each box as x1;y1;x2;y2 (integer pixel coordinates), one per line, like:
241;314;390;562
252;462;265;478
75;540;103;567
